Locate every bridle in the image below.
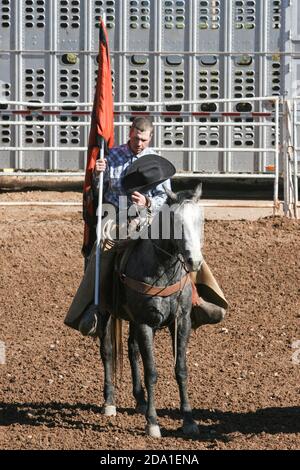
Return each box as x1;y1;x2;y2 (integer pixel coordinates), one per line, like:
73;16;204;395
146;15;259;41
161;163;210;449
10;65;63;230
152;241;189;273
119;239;190;298
120;200;199;297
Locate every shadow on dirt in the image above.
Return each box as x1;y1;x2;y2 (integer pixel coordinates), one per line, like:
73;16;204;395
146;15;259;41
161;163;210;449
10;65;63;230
0;401;105;433
192;407;300;442
157;406;300;441
1;402;299;441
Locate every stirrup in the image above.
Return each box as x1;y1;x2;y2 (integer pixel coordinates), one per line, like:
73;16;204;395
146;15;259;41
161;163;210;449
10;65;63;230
78;307;101;337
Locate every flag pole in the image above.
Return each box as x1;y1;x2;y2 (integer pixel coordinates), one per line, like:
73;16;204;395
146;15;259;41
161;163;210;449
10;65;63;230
94;136;104;305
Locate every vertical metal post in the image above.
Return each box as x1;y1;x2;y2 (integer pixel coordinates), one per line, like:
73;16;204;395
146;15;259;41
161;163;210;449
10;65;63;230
119;0;128;145
223;0;233;172
286;99;297;218
83;0;93;170
286;99;296;218
293;99;299;218
188;0;197;172
49;0;58;170
282;100;289;216
283;100;294;217
15;0;23;169
153;0;163;154
258;0;268;172
274;98;280;209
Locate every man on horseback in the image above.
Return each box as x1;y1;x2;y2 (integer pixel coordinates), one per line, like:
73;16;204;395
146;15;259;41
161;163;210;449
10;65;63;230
82;116;172;266
64;116;228;336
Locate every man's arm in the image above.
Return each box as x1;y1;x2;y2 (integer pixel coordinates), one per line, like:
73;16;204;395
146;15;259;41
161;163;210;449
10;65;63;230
147;179;171;213
92;158;109;196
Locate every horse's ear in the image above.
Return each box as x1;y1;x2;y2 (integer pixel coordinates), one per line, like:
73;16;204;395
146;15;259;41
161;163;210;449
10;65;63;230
193;183;202;202
163;184;178;202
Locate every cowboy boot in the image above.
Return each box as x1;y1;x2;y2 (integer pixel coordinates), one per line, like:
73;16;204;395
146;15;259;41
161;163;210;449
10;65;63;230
191;282;226;329
78;304;103;337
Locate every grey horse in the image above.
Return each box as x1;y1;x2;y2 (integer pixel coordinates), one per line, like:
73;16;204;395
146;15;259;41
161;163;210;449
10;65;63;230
98;185;204;438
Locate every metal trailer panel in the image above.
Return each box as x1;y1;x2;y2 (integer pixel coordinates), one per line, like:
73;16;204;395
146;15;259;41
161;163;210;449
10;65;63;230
159;1;193;171
193;0;226;172
0;0;288;174
0;0;14;167
0;52;14;168
287;0;300;186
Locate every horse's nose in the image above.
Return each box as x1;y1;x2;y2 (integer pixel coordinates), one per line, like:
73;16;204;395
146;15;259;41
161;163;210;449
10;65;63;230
187;257;202;271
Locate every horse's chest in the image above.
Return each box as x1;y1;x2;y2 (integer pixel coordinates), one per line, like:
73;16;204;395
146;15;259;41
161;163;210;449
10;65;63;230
126;291;184;328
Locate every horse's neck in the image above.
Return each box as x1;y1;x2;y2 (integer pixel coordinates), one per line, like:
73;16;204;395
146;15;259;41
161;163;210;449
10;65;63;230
148;238;183;274
125;238;183;284
151;237;177;259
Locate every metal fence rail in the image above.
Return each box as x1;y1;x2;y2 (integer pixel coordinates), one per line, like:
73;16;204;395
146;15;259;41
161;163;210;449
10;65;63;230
0;96;281;210
2;0;299;216
0;96;280;168
0;0;285;173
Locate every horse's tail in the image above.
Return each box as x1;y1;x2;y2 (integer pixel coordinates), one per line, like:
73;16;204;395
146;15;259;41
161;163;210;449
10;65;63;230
110;316;123;385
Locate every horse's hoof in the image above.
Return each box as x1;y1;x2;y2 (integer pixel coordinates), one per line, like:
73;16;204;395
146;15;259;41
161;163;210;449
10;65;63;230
102;405;117;416
135;403;147;415
146;424;161;438
183;422;200;436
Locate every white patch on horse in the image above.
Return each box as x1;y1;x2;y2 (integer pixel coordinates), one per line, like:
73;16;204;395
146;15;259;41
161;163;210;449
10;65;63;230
181;201;203;271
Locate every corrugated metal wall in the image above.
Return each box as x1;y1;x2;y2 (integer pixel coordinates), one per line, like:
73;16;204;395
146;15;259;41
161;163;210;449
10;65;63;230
0;0;289;173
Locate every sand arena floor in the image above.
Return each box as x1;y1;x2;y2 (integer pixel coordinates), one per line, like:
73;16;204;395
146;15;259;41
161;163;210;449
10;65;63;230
0;191;299;450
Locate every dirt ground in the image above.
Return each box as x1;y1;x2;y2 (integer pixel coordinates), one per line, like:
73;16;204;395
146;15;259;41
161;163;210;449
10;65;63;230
0;190;299;450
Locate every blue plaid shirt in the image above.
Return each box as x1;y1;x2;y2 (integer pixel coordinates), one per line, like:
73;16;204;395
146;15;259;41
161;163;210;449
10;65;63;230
95;143;171;214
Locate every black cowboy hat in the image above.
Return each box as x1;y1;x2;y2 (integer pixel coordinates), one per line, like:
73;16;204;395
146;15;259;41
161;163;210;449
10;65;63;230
122;154;176;193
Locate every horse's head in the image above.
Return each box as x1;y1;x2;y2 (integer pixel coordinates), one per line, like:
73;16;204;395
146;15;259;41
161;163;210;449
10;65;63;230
165;184;204;272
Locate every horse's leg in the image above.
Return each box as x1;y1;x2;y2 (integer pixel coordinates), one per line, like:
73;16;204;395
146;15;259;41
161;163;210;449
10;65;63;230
128;322;147;414
169;317;199;436
99;312;117;416
135;324;161;438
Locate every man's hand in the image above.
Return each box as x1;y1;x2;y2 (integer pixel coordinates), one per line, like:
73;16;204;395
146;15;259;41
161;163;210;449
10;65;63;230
131;191;147;206
95;159;107;173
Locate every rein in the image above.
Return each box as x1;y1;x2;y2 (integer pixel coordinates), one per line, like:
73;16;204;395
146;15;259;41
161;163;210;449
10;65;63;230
120;271;191;297
152;242;188;272
119;241;190;298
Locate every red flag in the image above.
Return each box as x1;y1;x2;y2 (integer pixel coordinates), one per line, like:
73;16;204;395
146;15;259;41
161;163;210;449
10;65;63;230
82;19;114;256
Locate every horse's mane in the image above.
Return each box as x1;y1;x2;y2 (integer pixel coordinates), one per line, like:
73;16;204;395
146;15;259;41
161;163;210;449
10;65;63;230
166;190;194;206
164;184;202;206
